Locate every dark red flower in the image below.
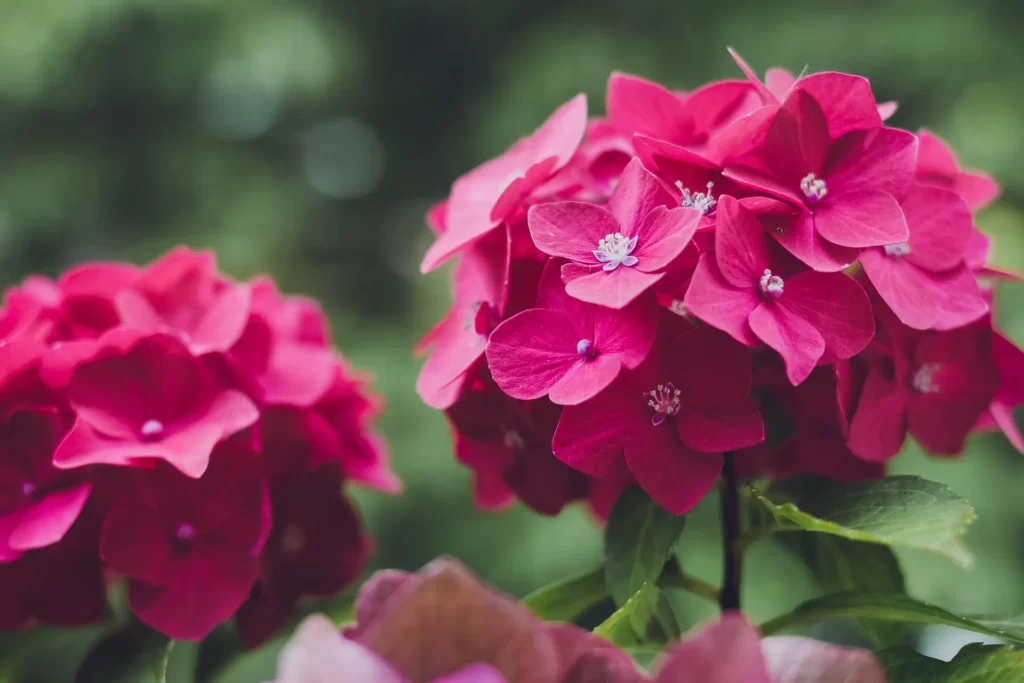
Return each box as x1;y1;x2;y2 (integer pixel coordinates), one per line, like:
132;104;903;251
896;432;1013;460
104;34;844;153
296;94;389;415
100;442;270;640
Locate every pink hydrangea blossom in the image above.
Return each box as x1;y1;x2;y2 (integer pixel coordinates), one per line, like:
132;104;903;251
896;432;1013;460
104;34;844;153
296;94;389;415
528;158;701;308
684;196;874;385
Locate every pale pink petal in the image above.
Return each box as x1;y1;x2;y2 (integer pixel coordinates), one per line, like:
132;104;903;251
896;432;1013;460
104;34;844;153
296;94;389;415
748;303;825;386
954;170;1000;211
760;636;888;683
847;369;909;462
9;484;91;551
279;615;406;683
813;190;908;248
608;158;675;231
683;255;760;346
877;101;898;120
436;664;506;683
765;68;795;99
860;248;938;331
777;271;874;363
654;613;770;683
528;202;620;263
564;265;663;310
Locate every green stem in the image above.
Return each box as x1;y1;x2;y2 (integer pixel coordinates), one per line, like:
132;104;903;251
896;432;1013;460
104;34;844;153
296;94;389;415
155;639;174;683
657;570;721;602
733;524;782;554
719;453;743;611
759;610;810;636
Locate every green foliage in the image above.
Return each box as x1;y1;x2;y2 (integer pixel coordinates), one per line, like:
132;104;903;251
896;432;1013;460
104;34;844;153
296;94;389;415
604;487;687;606
74;622;170;683
752;476;976;568
777;534;907;647
761;592;1024;643
521;567;609;622
593;583;664;648
879;643;1024;683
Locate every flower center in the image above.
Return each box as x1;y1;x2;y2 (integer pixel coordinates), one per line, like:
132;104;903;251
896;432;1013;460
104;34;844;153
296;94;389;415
912;363;942;393
759;269;785;299
800;173;828;203
282;524;305;555
593;232;638;271
675;181;717;215
503;429;525;451
21;481;37;499
576;338;595;359
140;419;164;441
884;242;911;257
669;300;689;318
175;523;196;542
644;382;681;426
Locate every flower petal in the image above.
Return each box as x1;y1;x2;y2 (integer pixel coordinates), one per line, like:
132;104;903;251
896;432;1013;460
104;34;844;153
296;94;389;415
748;303;826;386
683;254;760;346
813;190;908;248
278;614;407;683
624;425;722;515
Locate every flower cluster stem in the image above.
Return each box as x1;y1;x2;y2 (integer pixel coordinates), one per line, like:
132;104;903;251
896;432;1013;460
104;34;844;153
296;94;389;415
719;452;743;612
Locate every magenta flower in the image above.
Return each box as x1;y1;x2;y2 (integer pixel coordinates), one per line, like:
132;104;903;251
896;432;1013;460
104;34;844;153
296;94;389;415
606;72;759;158
859;183;987;331
446;376;591;516
224;276;338;408
100;442;270;640
274;558;635;683
684;196;874;385
53;330;259;478
417;229;511;409
116;247;253;354
974;328;1024;453
236;464;369;649
486;261;658;405
723;81;917;271
916;129;1000;210
528;158;701;309
421;95;588;272
847;310;1000;462
553;325;763;514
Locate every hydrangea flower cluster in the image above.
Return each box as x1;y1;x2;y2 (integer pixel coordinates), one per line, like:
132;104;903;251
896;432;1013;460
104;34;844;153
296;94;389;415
271;558;886;683
417;51;1022;516
0;247;398;642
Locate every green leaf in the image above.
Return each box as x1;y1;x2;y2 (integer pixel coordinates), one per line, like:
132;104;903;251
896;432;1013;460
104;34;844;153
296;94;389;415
75;621;171;683
604;487;687;605
194;624;244;683
593;583;663;648
760;591;1024;644
155;639;175;683
777;533;907;647
753;476;975;568
522;567;609;622
879;643;1024;682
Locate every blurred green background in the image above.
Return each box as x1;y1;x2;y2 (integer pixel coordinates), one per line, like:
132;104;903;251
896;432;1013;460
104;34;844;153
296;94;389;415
1;0;1023;680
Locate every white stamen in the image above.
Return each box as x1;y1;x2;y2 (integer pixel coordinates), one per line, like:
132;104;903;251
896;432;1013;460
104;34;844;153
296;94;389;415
912;363;942;393
644;382;682;426
669;300;689;318
884;242;911;257
593;232;638;271
800;173;828;203
675;181;717;215
759;269;785;298
140;419;164;440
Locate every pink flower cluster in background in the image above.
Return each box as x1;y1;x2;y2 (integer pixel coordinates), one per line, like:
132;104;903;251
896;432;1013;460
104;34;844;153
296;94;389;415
417;51;1023;516
272;558;886;683
0;247;398;642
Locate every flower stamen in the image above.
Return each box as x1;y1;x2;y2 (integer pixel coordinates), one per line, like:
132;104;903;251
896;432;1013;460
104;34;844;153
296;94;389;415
676;181;717;215
884;242;911;257
912;363;942;393
800;173;828;203
644;382;682;426
759;269;785;299
593;233;638;271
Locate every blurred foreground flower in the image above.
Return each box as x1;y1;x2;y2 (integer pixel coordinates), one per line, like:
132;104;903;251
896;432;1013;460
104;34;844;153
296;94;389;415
272;558;886;683
0;246;398;642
